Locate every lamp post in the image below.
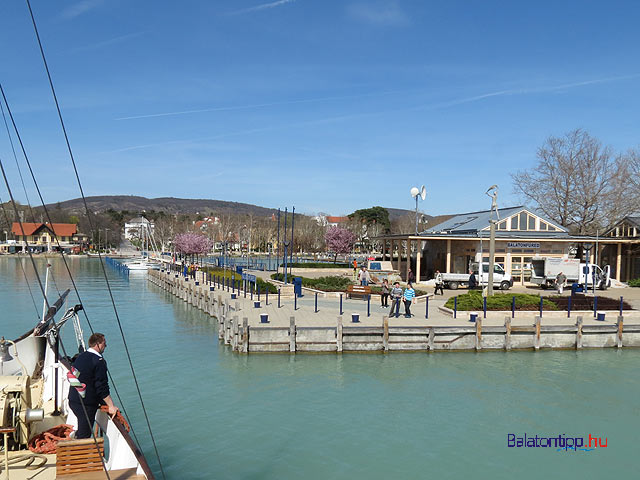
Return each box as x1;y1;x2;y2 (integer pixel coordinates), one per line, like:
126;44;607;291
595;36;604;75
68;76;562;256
486;185;499;296
410;186;426;235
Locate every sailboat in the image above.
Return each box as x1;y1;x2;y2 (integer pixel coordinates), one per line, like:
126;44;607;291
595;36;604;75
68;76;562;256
1;3;160;478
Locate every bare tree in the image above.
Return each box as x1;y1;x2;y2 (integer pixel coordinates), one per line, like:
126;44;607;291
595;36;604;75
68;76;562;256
511;129;633;234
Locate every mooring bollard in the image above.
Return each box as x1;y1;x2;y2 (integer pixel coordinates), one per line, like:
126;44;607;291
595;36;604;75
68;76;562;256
470;312;478;323
315;292;318;313
483;296;487;318
620;296;623;316
278;288;281;308
260;313;269;323
425;296;429;319
340;294;343;315
231;293;237;300
454;296;457;319
352;313;360;323
254;301;260;309
367;295;370;317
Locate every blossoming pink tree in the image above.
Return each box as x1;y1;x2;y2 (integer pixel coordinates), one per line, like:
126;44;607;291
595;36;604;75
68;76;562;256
324;226;356;263
174;233;213;262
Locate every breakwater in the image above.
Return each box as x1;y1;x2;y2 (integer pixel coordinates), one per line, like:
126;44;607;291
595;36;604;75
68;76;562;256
148;268;640;353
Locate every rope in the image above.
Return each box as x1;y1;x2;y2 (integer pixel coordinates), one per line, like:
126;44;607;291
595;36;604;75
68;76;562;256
28;424;74;454
100;406;131;432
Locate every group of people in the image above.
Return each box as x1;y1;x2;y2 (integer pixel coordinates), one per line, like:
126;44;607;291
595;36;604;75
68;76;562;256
379;279;416;318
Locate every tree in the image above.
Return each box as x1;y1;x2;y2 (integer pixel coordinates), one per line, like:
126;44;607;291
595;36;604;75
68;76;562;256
325;226;356;263
174;233;213;257
511;129;633;234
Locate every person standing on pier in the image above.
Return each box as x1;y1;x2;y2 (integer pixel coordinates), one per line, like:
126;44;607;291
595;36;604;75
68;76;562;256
380;279;390;307
556;271;567;294
390;282;404;317
403;283;416;317
68;333;119;439
434;270;444;295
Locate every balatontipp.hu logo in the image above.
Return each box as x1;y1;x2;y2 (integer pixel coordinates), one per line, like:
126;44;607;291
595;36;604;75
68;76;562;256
507;433;608;452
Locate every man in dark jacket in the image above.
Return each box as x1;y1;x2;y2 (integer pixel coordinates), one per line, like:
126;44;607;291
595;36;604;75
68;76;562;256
68;333;118;439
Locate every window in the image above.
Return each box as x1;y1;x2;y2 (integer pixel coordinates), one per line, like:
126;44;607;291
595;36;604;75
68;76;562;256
540;222;548;231
511;216;518;229
498;220;507;230
548;225;556;231
519;213;527;229
528;216;536;230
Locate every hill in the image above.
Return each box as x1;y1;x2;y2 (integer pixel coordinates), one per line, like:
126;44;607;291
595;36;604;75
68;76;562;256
49;196;280;217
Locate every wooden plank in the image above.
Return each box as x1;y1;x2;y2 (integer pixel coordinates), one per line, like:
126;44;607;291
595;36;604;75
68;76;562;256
242;317;249;353
383;316;389;352
576;316;583;349
617;316;623;348
505;316;511;351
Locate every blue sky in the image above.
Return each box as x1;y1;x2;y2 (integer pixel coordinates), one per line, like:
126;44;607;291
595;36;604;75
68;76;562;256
1;0;639;217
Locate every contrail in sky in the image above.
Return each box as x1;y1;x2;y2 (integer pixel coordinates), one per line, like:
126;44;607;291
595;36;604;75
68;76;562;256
226;0;296;16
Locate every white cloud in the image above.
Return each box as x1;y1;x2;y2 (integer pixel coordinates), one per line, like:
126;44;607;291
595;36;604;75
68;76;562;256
226;0;296;16
59;0;104;20
69;32;145;53
347;1;409;27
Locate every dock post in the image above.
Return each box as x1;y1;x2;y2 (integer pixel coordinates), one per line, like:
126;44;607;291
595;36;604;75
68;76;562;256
339;294;343;315
535;316;541;350
232;315;239;351
617;315;624;348
266;288;269;306
511;296;515;318
242;317;249;353
593;296;598;318
428;327;434;351
315;292;318;313
278;289;281;308
454;296;457;319
483;296;487;318
504;316;511;351
568;295;572;318
475;317;482;351
337;316;343;352
576;316;583;349
425;296;429;319
383;316;389;352
289;316;296;353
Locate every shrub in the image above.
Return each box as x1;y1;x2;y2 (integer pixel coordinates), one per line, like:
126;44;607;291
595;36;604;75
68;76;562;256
284;262;350;268
444;291;558;311
203;266;277;293
270;273;352;291
629;278;640;287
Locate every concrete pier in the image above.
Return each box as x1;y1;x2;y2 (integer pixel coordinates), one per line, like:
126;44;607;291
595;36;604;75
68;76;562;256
148;268;640;353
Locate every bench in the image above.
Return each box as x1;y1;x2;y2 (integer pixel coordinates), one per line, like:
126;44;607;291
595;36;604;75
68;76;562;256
56;437;104;477
346;285;372;299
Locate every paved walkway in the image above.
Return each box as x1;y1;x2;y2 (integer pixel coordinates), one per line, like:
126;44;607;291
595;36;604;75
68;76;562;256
202;269;640;328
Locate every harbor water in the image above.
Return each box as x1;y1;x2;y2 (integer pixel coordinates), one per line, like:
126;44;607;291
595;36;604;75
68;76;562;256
2;257;636;479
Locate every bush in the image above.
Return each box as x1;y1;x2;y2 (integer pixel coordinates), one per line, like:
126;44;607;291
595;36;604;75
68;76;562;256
270;273;352;291
284;262;350;268
444;291;558;311
629;278;640;287
203;266;277;293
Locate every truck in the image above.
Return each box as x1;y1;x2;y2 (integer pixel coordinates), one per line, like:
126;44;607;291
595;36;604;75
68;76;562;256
530;257;611;290
441;262;513;290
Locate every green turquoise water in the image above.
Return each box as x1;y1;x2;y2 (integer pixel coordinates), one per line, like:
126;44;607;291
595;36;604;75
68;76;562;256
2;257;637;479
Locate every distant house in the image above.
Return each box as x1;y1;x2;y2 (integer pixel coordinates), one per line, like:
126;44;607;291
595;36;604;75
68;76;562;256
194;217;219;232
602;215;640;281
124;216;154;240
11;222;78;252
315;215;349;227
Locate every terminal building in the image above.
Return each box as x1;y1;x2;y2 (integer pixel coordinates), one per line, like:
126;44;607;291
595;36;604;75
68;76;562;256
376;206;639;286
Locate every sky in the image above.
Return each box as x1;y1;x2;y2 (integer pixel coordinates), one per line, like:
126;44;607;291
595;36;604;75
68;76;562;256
1;0;639;217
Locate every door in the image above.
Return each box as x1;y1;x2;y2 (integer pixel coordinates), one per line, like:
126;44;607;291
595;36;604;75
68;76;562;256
510;256;533;286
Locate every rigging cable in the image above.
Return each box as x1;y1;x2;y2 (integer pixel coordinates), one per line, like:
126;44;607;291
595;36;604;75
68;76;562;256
0;74;142;450
0;195;41;319
0;99;39;224
0;81;143;452
24;2;166;477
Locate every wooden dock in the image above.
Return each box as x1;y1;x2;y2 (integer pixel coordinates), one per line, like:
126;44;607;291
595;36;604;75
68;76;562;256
148;269;640;353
